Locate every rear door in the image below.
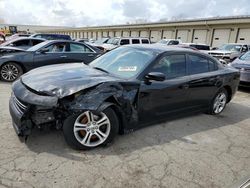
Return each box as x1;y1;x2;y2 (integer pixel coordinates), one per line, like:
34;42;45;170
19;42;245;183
66;42;99;64
33;42;68;68
186;53;222;108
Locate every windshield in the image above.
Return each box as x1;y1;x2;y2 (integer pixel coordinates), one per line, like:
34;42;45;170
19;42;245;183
94;38;108;44
218;44;242;52
106;38;119;45
239;51;250;61
157;40;169;44
90;47;157;79
26;41;48;51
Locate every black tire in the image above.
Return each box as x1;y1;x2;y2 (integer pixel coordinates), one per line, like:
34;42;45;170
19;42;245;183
63;107;119;150
0;62;23;82
207;88;228;115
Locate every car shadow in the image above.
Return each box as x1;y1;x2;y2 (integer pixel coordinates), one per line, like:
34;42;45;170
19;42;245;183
25;101;250;161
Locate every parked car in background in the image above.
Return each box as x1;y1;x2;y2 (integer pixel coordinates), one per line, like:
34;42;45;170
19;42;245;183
76;38;95;43
6;33;31;41
229;51;250;87
171;44;198;51
183;43;210;51
207;43;249;63
0;40;102;81
100;37;150;51
0;32;5;44
0;37;45;50
0;46;25;56
30;33;72;40
9;45;240;149
90;37;110;51
157;39;182;45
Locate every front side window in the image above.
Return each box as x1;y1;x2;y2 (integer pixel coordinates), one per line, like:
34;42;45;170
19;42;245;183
44;42;67;52
151;54;186;79
188;55;209;74
90;47;156;79
70;43;92;53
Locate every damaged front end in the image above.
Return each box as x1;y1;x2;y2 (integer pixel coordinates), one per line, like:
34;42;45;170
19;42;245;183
9;78;140;137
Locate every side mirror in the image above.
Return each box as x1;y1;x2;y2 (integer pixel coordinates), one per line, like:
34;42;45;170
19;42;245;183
145;72;165;81
39;48;49;54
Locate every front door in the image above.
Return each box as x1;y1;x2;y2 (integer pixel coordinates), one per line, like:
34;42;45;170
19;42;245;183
138;53;190;123
33;42;68;68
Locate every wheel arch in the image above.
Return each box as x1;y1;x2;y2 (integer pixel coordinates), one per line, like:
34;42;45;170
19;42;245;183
97;96;126;134
0;61;26;73
223;85;232;103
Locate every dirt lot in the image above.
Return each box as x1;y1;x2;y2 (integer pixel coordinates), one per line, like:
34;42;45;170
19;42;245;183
0;82;250;188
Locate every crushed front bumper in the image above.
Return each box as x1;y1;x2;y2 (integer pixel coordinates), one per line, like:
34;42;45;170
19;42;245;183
9;80;59;136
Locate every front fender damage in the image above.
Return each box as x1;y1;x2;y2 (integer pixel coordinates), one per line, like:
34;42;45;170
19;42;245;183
11;80;140;137
64;82;140;130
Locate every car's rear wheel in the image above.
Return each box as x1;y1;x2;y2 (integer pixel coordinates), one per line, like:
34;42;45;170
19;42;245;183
208;88;228;115
0;62;23;82
63;107;119;150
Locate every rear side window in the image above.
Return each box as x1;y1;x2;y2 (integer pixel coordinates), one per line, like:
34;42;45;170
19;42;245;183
132;39;140;44
188;55;209;74
141;39;149;44
151;54;186;79
12;39;30;46
70;43;92;52
120;39;130;45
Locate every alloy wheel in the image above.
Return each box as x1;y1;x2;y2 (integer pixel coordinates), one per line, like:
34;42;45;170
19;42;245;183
1;64;19;81
73;111;111;147
213;92;227;114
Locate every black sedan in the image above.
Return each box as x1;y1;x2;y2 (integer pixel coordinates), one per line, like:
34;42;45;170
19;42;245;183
9;45;240;150
0;40;102;81
229;51;250;87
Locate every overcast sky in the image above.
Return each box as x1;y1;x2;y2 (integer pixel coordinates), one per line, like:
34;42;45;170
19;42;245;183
0;0;250;27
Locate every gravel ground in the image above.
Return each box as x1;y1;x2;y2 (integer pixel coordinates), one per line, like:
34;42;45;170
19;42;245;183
0;82;250;188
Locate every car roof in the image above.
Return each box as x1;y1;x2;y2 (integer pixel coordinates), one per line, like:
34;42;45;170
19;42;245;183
11;37;46;41
126;44;194;53
0;46;25;51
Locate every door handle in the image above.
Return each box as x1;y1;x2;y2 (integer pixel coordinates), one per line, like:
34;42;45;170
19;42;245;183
60;55;67;58
180;84;189;90
88;54;95;57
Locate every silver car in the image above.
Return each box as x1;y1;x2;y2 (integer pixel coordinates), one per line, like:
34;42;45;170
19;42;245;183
207;43;249;63
229;51;250;87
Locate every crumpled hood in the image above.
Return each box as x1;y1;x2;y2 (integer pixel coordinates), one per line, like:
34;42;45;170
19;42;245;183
21;63;120;98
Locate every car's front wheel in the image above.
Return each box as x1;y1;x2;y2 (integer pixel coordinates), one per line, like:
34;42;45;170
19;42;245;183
208;88;228;115
63;107;119;150
0;62;23;82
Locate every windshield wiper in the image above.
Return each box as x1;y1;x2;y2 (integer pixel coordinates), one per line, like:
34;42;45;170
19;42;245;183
93;67;109;74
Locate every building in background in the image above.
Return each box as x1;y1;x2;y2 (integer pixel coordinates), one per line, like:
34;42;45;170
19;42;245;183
39;15;250;47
